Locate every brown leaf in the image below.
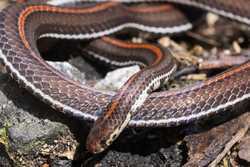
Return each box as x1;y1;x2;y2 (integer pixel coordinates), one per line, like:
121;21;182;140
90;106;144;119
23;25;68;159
184;112;250;167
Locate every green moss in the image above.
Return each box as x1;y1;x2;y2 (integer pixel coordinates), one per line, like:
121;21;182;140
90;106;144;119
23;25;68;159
0;125;9;149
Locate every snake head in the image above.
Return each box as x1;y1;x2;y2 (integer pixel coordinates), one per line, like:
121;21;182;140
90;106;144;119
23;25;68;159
86;106;131;154
86;116;119;154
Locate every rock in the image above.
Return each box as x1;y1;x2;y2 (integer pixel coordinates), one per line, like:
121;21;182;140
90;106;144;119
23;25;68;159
47;61;86;84
8;119;65;151
69;56;102;80
94;65;140;91
86;145;183;167
50;159;72;167
0;73;77;165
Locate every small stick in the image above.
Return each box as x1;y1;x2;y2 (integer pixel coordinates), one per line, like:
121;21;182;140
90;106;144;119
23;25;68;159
209;125;249;167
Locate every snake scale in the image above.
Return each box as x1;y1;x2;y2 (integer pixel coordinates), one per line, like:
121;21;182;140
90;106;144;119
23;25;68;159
0;0;249;153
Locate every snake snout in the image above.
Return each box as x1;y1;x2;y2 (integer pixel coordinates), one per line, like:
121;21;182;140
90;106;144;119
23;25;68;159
86;121;110;154
86;138;105;154
86;130;106;154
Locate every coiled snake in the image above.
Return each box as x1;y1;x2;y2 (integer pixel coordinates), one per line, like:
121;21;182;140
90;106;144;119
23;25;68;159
0;0;249;153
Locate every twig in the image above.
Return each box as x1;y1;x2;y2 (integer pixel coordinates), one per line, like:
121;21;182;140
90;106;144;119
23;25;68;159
209;125;249;167
199;54;250;70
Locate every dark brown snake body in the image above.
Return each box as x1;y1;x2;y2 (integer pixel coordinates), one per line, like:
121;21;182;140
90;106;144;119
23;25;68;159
0;0;249;153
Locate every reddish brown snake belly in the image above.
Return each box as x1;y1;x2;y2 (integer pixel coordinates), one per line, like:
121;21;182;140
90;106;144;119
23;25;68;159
0;0;250;153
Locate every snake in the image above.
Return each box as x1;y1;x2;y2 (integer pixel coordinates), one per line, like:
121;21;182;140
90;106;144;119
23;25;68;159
0;0;249;153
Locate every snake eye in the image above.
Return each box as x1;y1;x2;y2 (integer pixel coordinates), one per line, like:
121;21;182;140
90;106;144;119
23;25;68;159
100;139;107;147
111;134;117;141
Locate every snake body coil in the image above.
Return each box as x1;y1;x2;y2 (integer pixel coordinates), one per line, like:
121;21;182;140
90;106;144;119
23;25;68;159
0;0;249;153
